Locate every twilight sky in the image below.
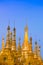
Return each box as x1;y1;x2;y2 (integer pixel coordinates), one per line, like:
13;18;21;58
0;0;43;58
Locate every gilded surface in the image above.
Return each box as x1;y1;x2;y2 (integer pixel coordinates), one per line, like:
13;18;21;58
0;25;43;65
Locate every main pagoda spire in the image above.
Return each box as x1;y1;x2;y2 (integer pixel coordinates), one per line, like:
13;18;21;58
24;24;29;42
22;25;29;59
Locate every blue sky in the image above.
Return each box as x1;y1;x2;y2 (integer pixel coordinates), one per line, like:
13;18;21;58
0;0;43;58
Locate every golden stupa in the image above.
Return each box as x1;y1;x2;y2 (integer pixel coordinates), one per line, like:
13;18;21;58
0;24;43;65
